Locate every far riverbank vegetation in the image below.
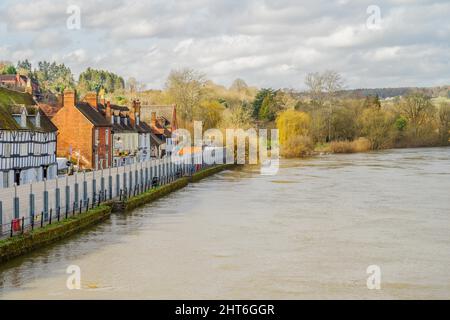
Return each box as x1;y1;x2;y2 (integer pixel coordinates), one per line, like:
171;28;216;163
2;60;449;158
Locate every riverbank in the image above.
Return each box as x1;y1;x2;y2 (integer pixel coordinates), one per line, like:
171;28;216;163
289;142;450;158
0;164;236;263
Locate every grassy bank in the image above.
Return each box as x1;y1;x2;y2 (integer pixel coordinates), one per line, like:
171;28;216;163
190;164;236;182
124;177;189;211
0;205;112;263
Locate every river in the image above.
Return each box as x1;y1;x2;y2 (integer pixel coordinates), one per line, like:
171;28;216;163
0;147;449;299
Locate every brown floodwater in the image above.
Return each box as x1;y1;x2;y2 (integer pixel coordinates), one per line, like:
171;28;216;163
0;147;449;299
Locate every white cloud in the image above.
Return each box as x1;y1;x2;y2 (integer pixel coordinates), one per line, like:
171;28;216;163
0;0;448;89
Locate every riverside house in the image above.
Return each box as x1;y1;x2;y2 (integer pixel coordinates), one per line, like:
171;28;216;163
0;74;41;98
0;87;57;188
52;90;112;170
98;99;153;166
140;104;178;157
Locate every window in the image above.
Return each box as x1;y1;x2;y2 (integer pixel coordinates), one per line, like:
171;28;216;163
20;143;27;156
35;112;41;128
95;129;99;146
105;129;109;145
105;152;109;168
4;143;11;157
2;172;9;188
95;153;99;170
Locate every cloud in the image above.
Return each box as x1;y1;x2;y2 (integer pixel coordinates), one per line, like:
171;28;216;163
0;0;448;89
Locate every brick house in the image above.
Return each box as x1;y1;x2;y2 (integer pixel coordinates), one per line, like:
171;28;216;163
143;104;178;157
52;90;112;170
0;74;41;98
97;99;154;166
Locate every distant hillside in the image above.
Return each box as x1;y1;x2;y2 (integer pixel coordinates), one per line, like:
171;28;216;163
338;86;450;99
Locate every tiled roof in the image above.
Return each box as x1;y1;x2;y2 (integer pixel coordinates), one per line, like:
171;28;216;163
76;102;111;127
0;75;17;82
0;87;57;132
150;132;164;146
38;103;61;119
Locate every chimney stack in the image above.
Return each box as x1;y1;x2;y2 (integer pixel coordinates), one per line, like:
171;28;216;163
84;92;98;110
130;100;136;125
63;89;76;108
135;99;141;115
171;104;177;132
106;101;112;123
151;112;157;127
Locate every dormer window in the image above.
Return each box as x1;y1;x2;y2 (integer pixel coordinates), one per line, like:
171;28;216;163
35;111;41;128
21;108;27;128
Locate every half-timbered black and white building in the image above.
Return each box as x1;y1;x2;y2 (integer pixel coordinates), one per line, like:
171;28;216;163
0;103;57;188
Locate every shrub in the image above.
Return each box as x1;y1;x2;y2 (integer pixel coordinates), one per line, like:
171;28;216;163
281;135;314;158
330;138;371;153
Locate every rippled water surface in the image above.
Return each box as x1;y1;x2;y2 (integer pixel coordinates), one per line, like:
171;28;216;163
1;147;449;299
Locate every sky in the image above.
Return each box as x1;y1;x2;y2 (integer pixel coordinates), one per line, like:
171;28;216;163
0;0;449;90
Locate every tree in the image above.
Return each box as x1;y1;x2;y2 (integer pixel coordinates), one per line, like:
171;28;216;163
17;59;32;76
259;94;278;121
305;72;325;105
0;63;16;75
165;68;206;122
399;93;435;137
78;68;125;95
222;103;253;129
394;116;408;131
276;109;312;157
359;108;395;149
34;61;75;92
276;109;311;145
331;106;358;141
251;88;276;119
197;100;225;130
363;95;381;109
126;77;138;94
230;78;248;92
438;102;450;145
305;71;345;142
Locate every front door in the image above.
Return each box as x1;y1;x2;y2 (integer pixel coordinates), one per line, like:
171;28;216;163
14;169;21;186
42;166;48;180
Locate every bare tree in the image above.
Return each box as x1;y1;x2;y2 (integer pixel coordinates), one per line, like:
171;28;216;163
165;68;206;122
305;72;325;105
322;70;344;96
305;70;345;141
438;102;450;144
399;92;435;137
126;77;138;94
230;78;248;92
